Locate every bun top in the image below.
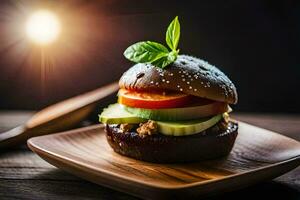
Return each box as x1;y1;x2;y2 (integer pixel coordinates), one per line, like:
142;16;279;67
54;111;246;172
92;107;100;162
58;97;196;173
119;55;238;104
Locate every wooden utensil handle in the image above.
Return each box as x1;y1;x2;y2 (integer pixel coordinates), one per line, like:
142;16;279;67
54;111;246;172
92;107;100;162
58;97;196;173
26;82;118;129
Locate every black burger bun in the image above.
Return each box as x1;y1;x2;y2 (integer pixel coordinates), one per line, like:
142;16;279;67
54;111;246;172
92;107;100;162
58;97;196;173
106;121;238;163
119;55;238;104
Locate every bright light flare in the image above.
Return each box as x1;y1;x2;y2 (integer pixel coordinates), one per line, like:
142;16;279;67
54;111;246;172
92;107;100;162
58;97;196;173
26;10;61;45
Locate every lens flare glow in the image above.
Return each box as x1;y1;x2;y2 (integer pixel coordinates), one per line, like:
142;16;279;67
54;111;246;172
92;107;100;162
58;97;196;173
26;10;61;45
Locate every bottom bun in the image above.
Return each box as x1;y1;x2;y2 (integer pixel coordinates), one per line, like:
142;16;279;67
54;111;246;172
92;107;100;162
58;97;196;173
105;121;238;163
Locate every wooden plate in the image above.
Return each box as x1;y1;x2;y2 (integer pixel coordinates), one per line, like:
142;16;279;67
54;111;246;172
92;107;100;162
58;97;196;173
27;122;300;199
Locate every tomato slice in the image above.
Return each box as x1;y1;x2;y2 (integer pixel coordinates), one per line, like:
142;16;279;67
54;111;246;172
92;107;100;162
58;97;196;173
118;89;192;109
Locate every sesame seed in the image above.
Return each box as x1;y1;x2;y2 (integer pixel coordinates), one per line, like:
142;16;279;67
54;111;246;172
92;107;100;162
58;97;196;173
177;85;180;88
180;88;183;91
182;78;186;81
189;86;192;89
150;81;154;84
166;80;170;84
162;79;165;82
194;88;197;91
187;82;190;84
155;82;159;85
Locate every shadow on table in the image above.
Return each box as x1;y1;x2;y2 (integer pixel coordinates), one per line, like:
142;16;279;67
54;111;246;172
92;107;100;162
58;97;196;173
207;181;300;200
30;168;139;200
0;144;28;153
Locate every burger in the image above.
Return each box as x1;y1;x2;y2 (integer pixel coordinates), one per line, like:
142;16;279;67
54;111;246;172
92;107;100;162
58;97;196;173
99;17;238;163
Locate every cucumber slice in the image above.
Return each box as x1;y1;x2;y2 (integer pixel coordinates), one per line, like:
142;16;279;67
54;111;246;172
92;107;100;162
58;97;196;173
99;104;146;124
157;114;222;136
124;102;227;121
100;103;223;136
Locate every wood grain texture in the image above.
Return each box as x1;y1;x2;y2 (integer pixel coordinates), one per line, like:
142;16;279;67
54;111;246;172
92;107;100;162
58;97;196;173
1;112;300;200
27;122;300;199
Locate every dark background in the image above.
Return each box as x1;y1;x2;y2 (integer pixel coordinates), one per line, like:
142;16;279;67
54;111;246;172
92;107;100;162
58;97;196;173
0;0;299;113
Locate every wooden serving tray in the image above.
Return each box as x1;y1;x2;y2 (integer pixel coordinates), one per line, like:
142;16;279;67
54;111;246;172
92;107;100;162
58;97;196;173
27;122;300;199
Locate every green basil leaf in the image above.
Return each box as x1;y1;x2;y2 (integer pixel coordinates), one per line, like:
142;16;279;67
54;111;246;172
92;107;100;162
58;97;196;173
166;16;180;51
123;41;169;63
151;51;178;68
123;16;181;69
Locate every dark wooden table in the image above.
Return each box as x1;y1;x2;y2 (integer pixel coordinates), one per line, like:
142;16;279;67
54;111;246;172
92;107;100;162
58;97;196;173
0;111;299;200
